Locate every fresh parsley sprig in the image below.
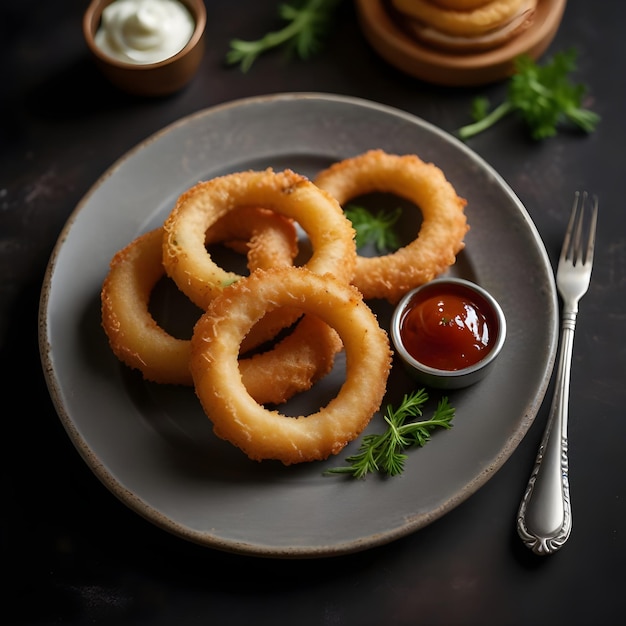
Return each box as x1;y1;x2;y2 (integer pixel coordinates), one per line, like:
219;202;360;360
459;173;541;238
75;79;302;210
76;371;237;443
226;0;341;72
325;390;455;478
344;204;402;253
457;49;600;141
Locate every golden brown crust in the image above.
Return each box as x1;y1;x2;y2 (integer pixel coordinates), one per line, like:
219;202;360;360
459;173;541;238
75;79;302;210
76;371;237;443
162;168;356;310
204;206;298;260
403;0;537;53
190;267;392;465
392;0;527;36
101;218;342;403
206;206;303;354
239;315;342;406
429;0;494;9
314;150;469;303
101;227;193;385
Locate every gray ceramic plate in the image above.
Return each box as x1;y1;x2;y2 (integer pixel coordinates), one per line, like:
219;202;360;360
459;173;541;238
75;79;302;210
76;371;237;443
39;93;558;558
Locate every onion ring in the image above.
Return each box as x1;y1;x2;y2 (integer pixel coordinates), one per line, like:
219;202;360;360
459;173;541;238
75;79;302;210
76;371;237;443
101;218;342;403
314;150;468;303
391;0;526;36
162;168;356;310
190;267;392;465
404;0;536;53
203;205;301;354
429;0;493;10
204;206;298;261
238;314;342;406
102;227;192;386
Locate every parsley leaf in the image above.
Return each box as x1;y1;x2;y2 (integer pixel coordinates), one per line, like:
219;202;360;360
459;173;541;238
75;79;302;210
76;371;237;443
324;390;455;478
344;204;402;253
457;49;600;141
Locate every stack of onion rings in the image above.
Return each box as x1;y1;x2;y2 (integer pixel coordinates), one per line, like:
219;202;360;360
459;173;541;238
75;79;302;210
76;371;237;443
162;167;357;353
390;0;537;53
393;0;528;36
162;168;356;309
314;149;468;303
101;208;342;404
101;155;468;466
190;267;392;465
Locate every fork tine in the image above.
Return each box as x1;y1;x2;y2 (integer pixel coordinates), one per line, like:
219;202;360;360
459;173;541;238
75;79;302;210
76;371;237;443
585;194;598;266
561;191;598;266
560;191;580;263
572;192;586;264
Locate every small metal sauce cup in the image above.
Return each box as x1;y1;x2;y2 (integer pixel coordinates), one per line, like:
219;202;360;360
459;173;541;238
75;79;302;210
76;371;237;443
390;278;507;389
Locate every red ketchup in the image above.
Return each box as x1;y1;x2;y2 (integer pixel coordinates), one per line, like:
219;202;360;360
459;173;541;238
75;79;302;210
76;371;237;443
399;283;496;371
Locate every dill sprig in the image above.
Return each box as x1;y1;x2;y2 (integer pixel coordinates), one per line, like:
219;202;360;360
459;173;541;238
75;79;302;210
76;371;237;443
226;0;342;72
324;390;455;479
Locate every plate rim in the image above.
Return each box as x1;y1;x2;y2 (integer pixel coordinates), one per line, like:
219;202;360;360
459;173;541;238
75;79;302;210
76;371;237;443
39;92;559;558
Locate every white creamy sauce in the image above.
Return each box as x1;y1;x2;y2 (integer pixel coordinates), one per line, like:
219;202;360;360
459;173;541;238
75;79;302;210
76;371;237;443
95;0;195;65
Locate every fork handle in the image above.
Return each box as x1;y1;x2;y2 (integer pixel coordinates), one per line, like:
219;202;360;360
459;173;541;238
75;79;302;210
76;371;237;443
516;311;577;555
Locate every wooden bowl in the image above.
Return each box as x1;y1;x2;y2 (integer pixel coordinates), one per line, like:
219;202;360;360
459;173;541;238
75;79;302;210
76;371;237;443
355;0;567;86
83;0;206;96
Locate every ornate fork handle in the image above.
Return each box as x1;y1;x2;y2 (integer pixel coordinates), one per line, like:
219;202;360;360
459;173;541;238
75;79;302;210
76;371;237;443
518;191;597;555
516;310;577;555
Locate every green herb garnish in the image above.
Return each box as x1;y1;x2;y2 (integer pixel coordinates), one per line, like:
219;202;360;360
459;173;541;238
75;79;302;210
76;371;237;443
457;49;600;141
324;390;455;478
344;204;402;253
226;0;341;72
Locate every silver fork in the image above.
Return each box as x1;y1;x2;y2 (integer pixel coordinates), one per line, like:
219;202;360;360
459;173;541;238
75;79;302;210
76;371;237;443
517;191;598;555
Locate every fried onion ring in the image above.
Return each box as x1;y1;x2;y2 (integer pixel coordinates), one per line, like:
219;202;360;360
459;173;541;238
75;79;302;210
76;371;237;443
203;205;301;354
102;227;192;386
391;0;526;36
162;168;357;310
314;150;468;303
238;314;342;406
190;267;392;465
204;206;298;262
429;0;493;9
403;0;536;53
101;221;342;404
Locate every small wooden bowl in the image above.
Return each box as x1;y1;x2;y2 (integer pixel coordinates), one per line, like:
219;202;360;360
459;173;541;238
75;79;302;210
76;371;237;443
355;0;567;86
83;0;206;96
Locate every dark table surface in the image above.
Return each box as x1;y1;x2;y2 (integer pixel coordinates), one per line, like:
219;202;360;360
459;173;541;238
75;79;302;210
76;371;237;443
2;1;625;624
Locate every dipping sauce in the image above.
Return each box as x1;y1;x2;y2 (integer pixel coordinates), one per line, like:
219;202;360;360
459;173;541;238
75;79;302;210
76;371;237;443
399;281;497;371
94;0;195;64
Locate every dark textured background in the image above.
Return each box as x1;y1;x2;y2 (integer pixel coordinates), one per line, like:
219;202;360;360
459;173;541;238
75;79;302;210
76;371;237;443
1;1;624;624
